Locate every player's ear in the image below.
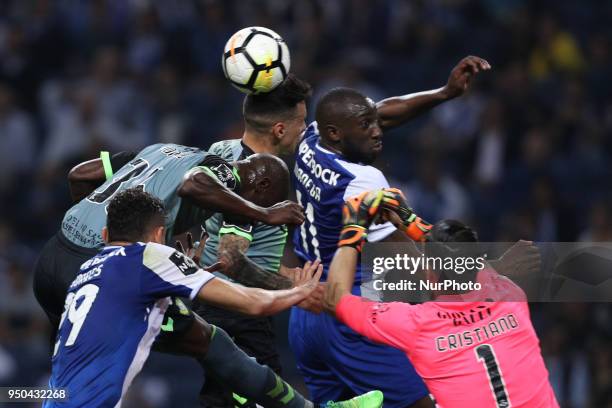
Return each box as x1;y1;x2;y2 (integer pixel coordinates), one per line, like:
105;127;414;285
101;227;109;243
256;177;271;192
325;125;341;142
152;226;166;245
272;122;285;141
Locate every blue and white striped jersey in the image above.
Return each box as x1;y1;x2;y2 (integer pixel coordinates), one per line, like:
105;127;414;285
45;242;215;408
292;122;396;284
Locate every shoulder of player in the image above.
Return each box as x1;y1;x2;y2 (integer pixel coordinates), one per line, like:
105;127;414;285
336;160;389;197
142;242;200;275
305;121;319;136
141;242;176;268
296;127;357;179
478;268;527;301
187;155;239;191
208;139;242;159
296;121;320;147
137;142;167;156
336;159;386;182
142;241;173;253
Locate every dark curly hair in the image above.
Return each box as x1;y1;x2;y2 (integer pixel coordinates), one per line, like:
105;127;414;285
106;188;166;243
243;73;312;133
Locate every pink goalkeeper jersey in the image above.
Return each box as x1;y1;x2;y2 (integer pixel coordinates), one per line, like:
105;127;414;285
336;269;559;408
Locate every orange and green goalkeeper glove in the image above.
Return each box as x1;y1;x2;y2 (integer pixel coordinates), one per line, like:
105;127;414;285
339;190;384;252
381;187;432;241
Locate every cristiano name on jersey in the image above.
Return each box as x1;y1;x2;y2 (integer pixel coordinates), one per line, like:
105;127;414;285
435;313;520;352
295;143;341;202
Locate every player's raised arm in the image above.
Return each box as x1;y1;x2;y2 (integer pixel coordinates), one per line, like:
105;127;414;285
324;190;384;312
197;260;322;316
324;191;418;351
376;56;491;130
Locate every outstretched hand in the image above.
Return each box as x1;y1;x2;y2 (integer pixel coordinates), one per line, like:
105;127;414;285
294;260;324;296
280;264;326;314
443;55;491;99
492;240;541;278
339;190;384;252
264;200;305;226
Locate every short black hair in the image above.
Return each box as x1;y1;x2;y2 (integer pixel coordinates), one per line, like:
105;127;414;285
427;219;479;244
315;87;368;130
243;73;312;133
106;188;166;243
426;220;481;283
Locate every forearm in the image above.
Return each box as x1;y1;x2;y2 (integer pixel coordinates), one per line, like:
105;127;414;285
220;249;292;290
376;87;450;130
248;286;309;316
197;278;306;316
324;246;359;313
217;233;292;290
179;171;266;221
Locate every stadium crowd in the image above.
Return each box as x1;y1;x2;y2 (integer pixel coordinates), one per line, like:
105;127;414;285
0;0;610;407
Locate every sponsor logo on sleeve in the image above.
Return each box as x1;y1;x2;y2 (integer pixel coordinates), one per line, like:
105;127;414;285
169;251;199;275
209;163;237;190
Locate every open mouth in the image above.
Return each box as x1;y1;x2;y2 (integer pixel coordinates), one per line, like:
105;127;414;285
372;140;383;151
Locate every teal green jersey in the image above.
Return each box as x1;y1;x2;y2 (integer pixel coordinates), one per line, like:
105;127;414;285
201;139;288;275
61;143;235;249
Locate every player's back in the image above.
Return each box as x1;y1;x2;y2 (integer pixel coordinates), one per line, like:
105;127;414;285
292;123;393;282
46;242;211;407
47;244;167;407
408;271;559;407
61;144;208;249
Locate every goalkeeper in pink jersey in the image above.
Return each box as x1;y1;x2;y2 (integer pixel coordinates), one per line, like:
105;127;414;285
324;189;559;408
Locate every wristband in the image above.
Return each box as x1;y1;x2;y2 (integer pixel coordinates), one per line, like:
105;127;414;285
100;151;113;180
338;225;368;252
403;217;432;242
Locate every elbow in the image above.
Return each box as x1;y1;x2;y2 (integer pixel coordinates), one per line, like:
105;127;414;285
67;166;78;182
68;159;105;183
68;163;86;182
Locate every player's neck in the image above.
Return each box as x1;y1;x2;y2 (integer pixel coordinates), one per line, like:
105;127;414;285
106;241;133;247
242;131;277;155
319;138;343;156
432;283;476;297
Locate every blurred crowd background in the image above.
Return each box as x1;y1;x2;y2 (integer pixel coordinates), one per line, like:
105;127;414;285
0;0;610;407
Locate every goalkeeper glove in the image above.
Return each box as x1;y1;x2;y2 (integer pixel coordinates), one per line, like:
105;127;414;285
381;187;432;241
339;190;384;252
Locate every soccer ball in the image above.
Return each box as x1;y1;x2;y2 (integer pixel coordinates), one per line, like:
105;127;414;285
221;26;290;94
